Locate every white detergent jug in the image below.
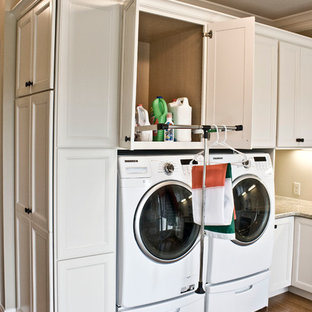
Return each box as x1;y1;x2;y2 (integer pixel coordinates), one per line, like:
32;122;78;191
168;97;192;142
136;105;152;141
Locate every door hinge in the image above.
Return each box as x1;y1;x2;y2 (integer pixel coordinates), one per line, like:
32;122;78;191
202;30;213;38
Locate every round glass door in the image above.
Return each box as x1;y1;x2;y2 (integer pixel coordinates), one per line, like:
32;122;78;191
135;181;200;263
233;176;270;245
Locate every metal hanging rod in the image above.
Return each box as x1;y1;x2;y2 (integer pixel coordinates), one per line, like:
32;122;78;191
135;124;243;132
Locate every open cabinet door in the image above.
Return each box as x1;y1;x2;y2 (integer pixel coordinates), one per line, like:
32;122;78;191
206;17;254;149
120;0;139;149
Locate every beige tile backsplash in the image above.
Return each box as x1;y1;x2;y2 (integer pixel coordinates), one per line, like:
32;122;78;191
275;150;312;201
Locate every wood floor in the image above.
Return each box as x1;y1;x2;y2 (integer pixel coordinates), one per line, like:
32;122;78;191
266;292;312;311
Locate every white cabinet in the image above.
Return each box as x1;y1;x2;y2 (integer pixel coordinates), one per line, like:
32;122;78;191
292;217;312;293
277;41;312;147
120;0;257;150
56;149;117;260
16;91;53;233
16;0;55;97
56;0;120;148
269;217;294;295
252;35;278;148
57;254;115;312
15;91;53;312
16;212;32;312
206;17;254;149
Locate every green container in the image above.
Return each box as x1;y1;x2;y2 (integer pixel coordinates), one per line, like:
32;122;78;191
151;97;168;141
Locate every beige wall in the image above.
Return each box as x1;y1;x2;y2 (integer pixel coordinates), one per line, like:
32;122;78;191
275;150;312;201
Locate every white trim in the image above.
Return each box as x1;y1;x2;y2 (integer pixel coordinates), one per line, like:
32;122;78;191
269;286;289;298
4;309;17;312
289;286;312;301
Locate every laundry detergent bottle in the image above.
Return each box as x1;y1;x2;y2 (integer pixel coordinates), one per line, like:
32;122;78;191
151;96;168;141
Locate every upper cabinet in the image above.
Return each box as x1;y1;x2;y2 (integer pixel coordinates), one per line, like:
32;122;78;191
56;0;120;148
277;41;312;148
120;0;254;149
120;0;278;150
16;0;55;97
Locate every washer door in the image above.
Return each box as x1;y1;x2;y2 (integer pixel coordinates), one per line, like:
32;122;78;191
135;181;200;263
233;175;270;245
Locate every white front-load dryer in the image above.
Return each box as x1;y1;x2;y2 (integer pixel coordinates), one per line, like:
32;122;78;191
205;153;275;312
117;155;207;311
206;153;275;284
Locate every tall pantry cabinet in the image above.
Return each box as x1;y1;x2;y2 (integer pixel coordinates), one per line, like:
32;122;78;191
14;0;121;311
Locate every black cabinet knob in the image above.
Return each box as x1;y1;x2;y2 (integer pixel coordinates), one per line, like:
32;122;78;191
25;81;33;87
274;224;277;229
296;138;304;143
24;208;32;214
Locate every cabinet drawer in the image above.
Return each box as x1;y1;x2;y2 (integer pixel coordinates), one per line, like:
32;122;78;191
206;271;269;312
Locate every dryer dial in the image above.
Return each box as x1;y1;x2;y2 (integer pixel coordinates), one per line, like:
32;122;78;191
164;162;174;174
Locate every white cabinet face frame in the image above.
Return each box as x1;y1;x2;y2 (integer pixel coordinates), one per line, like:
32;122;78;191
57;254;115;312
56;149;117;260
16;10;33;97
56;0;120;148
292;217;312;293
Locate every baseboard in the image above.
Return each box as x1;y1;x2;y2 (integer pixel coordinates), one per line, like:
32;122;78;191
289;286;312;301
5;309;17;312
269;286;289;298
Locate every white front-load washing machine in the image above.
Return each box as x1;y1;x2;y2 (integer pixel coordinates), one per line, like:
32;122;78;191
117;154;206;311
205;153;275;312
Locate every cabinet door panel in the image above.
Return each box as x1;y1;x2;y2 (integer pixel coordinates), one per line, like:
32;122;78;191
16;97;31;215
277;41;300;147
269;217;294;295
16;11;33;98
32;225;50;312
253;35;278;148
57;0;120;148
292;217;312;292
206;17;254;149
120;0;139;149
31;92;53;232
57;149;116;260
16;213;32;312
297;47;312;146
58;254;115;312
32;0;54;93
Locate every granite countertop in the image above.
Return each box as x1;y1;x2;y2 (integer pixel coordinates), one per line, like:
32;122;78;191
275;195;312;219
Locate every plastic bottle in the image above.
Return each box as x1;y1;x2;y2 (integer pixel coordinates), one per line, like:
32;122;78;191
168;97;192;142
164;112;174;142
151;96;168;141
136;105;152;141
